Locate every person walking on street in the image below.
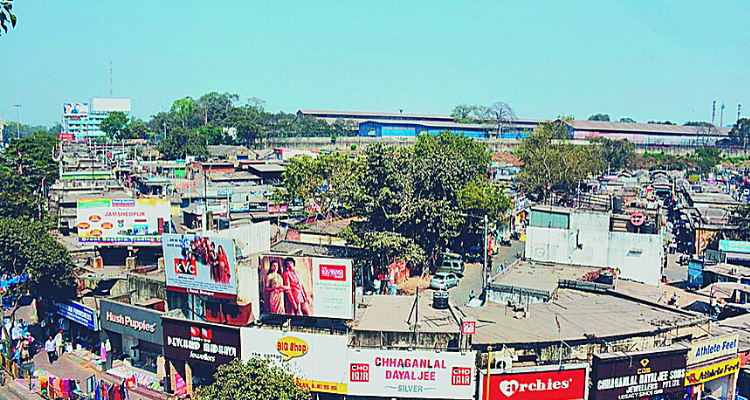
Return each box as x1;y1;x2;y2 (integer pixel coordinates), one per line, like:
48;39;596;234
468;290;476;304
54;330;63;357
44;336;56;364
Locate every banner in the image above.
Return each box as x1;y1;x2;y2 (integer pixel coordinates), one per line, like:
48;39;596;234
163;234;237;298
685;357;741;386
52;300;99;331
63;102;89;115
591;347;687;400
162;318;240;367
687;334;739;365
77;198;171;245
480;365;589;400
240;329;348;394
259;256;353;319
345;348;476;399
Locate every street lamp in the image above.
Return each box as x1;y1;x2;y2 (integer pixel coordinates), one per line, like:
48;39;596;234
13;104;21;139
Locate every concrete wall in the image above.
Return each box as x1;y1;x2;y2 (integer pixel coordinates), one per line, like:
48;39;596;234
127;273;166;305
525;211;663;285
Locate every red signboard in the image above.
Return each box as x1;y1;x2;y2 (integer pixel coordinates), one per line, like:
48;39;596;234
630;212;645;227
462;320;476;335
483;366;588;400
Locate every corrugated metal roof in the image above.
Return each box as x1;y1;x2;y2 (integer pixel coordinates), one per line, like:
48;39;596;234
569;120;730;136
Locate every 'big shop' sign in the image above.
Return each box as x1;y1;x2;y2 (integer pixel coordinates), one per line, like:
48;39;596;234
346;349;476;399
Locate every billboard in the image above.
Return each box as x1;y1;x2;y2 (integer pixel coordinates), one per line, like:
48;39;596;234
163;318;240;367
480;364;589;400
687;333;739;365
685;357;741;386
77;198;171;245
345;348;476;399
240;328;348;394
163;234;237;299
63;102;89;116
91;98;131;113
591;347;687;400
259;255;353;319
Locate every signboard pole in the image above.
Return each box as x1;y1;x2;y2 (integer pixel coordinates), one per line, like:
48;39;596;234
486;346;492;400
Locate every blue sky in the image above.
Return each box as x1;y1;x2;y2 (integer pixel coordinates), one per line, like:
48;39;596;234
1;0;748;127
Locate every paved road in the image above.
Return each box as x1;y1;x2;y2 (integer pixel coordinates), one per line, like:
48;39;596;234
428;240;525;305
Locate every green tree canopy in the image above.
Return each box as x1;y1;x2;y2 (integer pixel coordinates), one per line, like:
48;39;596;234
588;114;610;121
619;117;636;123
648;120;676;125
692;147;721;174
100;111;130;139
518;121;602;200
684;121;714;127
157;127;209;160
196;358;310;400
729;118;750;147
589;137;636;172
0;1;16;36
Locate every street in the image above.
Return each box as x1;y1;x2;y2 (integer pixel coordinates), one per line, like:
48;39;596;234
430;240;525;305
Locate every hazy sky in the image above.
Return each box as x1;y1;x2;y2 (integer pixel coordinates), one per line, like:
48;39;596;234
1;0;748;126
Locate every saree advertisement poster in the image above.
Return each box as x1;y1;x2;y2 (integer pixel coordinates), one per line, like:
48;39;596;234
163;234;237;298
259;255;353;320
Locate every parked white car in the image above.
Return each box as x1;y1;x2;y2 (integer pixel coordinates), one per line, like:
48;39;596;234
430;272;459;290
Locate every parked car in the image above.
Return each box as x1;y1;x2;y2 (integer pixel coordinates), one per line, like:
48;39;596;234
430;272;459;290
438;258;465;274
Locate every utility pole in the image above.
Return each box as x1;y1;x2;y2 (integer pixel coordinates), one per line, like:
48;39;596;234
13;104;21;139
483;214;489;293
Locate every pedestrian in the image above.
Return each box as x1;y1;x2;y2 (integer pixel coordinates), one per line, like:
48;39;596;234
468;290;476;303
54;330;63;357
44;336;56;364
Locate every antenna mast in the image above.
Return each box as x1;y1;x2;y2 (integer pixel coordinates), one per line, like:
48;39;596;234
720;102;725;127
109;61;113;97
711;101;716;125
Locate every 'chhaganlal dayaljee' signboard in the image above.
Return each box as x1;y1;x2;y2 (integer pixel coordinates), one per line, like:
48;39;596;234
591;347;687;400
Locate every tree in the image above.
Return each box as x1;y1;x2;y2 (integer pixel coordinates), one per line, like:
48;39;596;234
729;118;750;147
488;102;517;138
518;121;602;201
157;127;209;160
648;120;676;125
100;111;129;139
684;121;714;127
199;125;234;145
729;204;750;240
588;114;610;121
196;358;310;400
171;96;201;128
589;137;636;171
458;182;511;225
121;120;150;140
225;106;265;147
692;147;720;174
0;219;77;356
451;104;476;124
0;1;16;36
619;117;636;123
196;92;240;127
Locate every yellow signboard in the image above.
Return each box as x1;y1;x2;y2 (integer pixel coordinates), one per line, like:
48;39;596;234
685;357;741;386
296;379;347;394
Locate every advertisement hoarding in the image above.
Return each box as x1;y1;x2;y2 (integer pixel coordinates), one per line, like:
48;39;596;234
687;333;739;365
52;300;99;331
685;357;741;386
163;234;237;299
63;102;89;115
591;347;687;400
345;348;476;399
77;198;171;245
162;318;240;367
259;256;353;319
480;364;589;400
240;328;348;394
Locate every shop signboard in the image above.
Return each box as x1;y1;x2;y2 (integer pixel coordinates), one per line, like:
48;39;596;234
718;240;750;254
345;348;476;399
52;300;99;331
162;318;240;367
687;333;739;365
63;102;89;115
685;357;741;386
259;255;353;319
591;347;687;400
480;364;589;400
240;328;348;394
77;198;171;245
99;299;163;345
163;234;238;299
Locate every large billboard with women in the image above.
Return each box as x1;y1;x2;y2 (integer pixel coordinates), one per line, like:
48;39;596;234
163;234;237;298
259;255;353;319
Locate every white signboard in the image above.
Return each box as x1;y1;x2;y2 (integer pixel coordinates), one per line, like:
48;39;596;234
687;333;739;365
163;234;238;299
345;348;476;399
241;329;348;394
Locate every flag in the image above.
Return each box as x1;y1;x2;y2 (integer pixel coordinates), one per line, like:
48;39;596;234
18;164;22;175
555;315;561;333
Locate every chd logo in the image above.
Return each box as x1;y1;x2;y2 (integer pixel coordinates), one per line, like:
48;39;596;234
451;367;472;385
320;264;346;281
350;363;369;382
498;378;573;398
276;336;308;361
